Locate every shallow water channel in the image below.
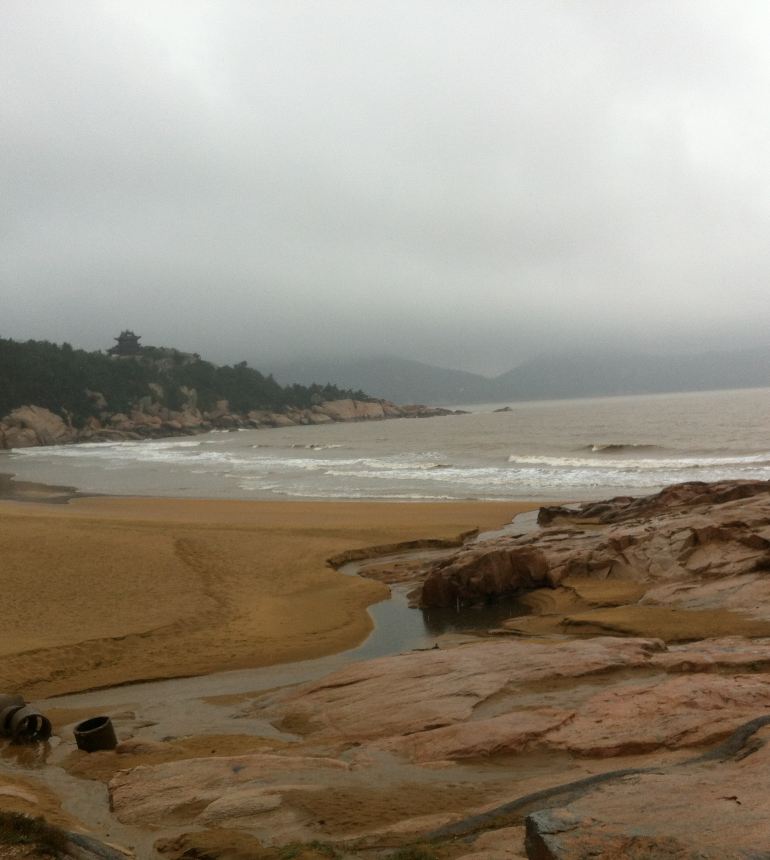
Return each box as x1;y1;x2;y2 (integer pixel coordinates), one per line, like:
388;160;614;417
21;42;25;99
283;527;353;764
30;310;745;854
41;509;538;732
2;510;540;854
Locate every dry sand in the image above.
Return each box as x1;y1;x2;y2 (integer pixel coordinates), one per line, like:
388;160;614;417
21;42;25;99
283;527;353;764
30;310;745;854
0;496;536;698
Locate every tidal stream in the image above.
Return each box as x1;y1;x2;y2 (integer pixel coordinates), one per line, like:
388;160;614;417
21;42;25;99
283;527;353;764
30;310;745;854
1;509;540;854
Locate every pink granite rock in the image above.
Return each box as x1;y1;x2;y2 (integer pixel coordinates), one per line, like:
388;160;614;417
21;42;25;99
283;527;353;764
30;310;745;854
270;637;664;743
524;722;770;859
418;480;770;613
545;672;770;757
109;753;348;826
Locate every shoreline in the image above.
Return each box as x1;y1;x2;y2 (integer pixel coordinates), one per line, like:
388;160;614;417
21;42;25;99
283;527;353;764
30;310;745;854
0;491;539;699
0;471;89;504
0;398;460;451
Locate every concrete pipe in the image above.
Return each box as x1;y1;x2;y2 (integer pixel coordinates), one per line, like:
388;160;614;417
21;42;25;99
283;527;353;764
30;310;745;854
7;705;52;742
74;716;117;752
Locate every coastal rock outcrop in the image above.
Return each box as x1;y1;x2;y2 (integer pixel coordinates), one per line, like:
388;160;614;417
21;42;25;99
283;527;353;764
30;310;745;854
537;478;770;526
317;398;385;421
0;396;459;449
267;637;664;745
0;405;77;447
416;480;770;619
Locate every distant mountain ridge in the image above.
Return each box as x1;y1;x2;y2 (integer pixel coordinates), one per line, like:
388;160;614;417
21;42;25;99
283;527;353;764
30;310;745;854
267;355;494;405
267;347;770;405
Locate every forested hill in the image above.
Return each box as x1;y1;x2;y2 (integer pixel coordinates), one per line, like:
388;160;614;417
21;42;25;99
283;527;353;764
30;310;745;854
0;337;370;423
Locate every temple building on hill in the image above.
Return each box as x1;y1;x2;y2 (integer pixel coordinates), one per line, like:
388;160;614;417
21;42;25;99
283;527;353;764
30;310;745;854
108;330;142;356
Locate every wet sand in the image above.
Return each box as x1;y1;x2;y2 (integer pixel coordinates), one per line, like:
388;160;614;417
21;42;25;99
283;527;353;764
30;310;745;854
0;471;85;504
0;495;536;698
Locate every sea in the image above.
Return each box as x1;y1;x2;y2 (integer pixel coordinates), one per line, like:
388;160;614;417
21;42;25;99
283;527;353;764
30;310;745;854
5;387;770;502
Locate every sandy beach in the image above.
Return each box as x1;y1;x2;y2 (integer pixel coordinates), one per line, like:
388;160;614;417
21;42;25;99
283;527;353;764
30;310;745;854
0;493;535;698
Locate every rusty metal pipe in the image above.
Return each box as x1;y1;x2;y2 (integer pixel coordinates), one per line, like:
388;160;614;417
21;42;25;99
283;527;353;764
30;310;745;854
74;716;117;752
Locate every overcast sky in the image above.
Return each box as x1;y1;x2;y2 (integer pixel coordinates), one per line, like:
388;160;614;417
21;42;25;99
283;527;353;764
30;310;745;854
4;1;770;374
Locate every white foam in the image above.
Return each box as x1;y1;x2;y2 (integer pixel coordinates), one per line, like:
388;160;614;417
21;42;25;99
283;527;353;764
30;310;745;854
10;421;770;501
507;452;770;470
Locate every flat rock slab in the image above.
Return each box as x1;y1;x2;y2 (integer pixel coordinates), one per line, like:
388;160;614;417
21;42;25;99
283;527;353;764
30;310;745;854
266;636;770;763
109;753;348;828
525;724;770;858
268;636;665;743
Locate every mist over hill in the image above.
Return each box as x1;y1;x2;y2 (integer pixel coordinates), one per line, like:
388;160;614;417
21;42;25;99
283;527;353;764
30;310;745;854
266;355;495;405
267;348;770;406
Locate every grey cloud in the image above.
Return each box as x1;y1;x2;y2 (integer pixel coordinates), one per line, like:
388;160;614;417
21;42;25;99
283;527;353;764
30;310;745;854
3;1;770;374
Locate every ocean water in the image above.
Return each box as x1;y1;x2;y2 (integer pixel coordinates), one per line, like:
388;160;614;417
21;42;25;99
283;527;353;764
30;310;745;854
5;387;770;501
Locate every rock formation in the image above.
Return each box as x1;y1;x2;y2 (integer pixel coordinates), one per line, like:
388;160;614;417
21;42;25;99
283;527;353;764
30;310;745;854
416;479;770;624
0;405;78;448
108;634;770;856
0;398;458;450
419;546;551;608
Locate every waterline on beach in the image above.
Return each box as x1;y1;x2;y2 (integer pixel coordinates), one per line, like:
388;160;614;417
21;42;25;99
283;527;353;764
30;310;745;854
6;387;770;500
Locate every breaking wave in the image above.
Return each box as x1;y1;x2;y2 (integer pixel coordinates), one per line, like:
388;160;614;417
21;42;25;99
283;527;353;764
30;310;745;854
507;452;770;471
583;443;664;453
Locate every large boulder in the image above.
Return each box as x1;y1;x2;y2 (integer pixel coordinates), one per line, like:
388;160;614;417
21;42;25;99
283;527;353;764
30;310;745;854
319;399;386;421
130;410;162;429
269;413;296;427
176;409;204;429
419;546;551;608
307;411;333;424
1;424;36;448
3;405;76;447
382;401;404;418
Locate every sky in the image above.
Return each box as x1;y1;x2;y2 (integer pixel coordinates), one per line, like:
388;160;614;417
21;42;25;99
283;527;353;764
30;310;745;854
4;1;770;375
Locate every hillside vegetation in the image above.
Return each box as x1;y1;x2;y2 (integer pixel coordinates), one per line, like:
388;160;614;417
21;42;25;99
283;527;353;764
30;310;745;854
0;337;369;423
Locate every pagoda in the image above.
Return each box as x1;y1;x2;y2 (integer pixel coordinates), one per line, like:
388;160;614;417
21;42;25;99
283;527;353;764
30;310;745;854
108;330;142;356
